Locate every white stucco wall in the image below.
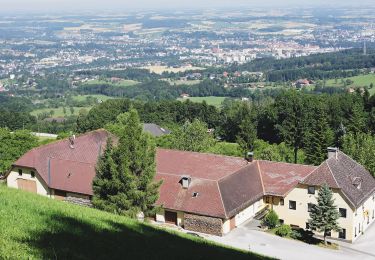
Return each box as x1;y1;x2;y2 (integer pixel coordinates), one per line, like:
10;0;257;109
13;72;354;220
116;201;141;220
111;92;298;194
271;184;375;241
352;194;375;242
234;198;264;226
7;167;50;196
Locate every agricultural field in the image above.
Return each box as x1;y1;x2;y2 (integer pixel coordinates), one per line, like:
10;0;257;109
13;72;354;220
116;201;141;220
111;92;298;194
83;79;139;87
72;94;113;102
143;65;205;75
0;185;267;260
325;74;375;87
177;96;227;107
31;106;91;117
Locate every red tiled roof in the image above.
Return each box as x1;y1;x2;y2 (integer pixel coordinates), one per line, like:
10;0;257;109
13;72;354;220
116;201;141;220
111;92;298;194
13;129;112;195
155;173;226;218
258;160;317;197
13;131;324;218
156;149;248;180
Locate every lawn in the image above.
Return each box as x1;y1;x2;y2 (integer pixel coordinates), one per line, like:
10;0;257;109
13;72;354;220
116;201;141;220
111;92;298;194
0;185;269;259
31;106;92;117
177;96;227;107
325;74;375;95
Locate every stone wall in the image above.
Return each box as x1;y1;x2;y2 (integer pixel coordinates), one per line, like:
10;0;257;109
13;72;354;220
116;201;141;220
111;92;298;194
184;213;223;236
64;196;93;207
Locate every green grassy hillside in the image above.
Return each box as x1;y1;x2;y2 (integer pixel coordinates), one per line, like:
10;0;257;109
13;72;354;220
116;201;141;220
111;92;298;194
0;185;269;260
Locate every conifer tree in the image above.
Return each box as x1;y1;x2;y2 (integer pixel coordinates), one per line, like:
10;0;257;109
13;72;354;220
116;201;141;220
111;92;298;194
308;184;341;245
236;115;257;154
304;108;334;165
93;109;161;217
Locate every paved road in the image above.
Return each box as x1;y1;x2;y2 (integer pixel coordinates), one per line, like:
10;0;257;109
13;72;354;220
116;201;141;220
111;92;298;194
207;221;375;260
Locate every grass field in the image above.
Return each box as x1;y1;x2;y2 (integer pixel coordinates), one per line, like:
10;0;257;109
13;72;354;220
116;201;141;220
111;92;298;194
72;94;113;102
326;74;375;88
83;79;139;87
177;96;227;107
31;106;92;117
0;185;269;259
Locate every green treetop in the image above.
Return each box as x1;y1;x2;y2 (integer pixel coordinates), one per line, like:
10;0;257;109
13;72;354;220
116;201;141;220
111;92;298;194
93;109;161;217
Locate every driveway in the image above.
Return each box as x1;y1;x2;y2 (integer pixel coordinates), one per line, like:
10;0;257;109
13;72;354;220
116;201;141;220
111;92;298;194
206;220;375;260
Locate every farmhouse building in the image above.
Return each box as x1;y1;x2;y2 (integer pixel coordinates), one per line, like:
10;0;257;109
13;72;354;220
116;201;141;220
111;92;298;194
6;130;375;242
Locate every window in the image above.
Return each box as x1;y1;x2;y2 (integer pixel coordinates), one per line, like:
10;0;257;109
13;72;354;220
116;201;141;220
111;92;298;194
306;222;310;230
308;186;315;195
280;198;284;206
289;200;296;210
325;230;331;237
339;208;347;218
339;229;346;239
359;223;361;233
373;210;374;220
308;203;314;212
279;219;284;224
18;169;22;176
31;171;35;178
355;227;357;237
265;196;270;203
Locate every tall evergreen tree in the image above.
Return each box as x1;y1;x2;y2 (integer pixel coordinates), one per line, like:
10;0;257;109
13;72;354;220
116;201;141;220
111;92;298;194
308;184;341;245
275;90;306;163
236;112;257;154
93;109;161;217
304;106;334;166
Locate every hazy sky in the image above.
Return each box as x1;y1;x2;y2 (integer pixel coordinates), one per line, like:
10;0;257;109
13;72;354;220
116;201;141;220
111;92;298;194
1;0;373;13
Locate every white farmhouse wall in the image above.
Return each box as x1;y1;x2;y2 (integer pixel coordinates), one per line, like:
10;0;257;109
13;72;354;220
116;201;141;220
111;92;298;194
7;167;50;196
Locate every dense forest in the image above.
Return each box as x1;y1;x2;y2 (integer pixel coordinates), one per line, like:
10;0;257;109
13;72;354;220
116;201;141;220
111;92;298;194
73;89;375;174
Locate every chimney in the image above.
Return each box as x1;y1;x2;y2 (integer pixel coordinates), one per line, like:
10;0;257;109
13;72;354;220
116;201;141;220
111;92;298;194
352;177;362;190
69;136;75;149
245;152;254;163
181;176;191;189
327;147;339;159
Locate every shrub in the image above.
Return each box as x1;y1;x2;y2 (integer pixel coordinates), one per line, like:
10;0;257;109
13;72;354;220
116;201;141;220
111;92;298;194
262;210;279;229
290;230;302;240
275;224;291;237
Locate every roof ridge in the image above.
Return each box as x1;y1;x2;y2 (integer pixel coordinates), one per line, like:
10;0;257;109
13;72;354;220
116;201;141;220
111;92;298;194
25;129;109;154
326;159;341;188
216;181;228;219
257;160;266;196
300;160;326;183
217;162;255;183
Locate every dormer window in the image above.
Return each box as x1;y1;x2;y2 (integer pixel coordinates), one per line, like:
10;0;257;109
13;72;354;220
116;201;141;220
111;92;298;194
180;176;191;189
192;192;199;198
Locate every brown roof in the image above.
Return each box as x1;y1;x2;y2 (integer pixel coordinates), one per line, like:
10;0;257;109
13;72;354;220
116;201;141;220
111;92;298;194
259;160;317;197
218;162;264;217
155;149;256;218
15;130;374;217
13;129;111;195
156;149;248;180
302;151;375;208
